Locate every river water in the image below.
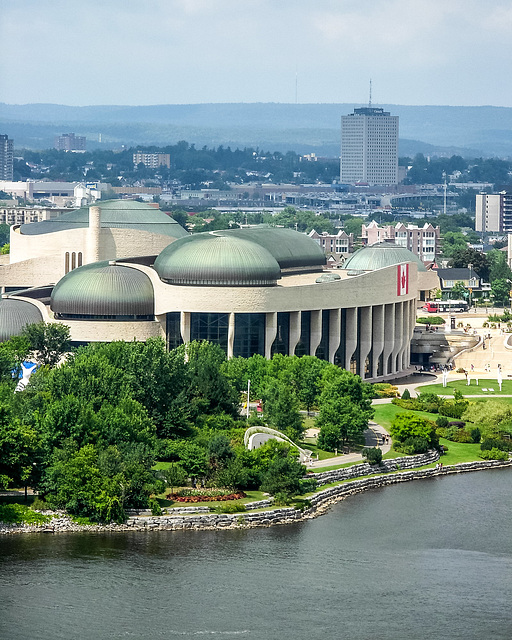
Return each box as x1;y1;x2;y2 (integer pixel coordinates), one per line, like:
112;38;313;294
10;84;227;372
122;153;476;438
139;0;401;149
1;469;511;640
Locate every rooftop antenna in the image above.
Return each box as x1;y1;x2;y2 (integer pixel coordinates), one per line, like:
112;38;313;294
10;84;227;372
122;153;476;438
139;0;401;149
369;79;372;108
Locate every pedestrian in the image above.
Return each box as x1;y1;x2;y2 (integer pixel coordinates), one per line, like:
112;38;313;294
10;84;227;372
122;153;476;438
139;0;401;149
470;364;474;371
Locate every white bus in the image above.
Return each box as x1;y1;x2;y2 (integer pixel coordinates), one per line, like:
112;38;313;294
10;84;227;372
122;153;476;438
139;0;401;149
422;300;469;313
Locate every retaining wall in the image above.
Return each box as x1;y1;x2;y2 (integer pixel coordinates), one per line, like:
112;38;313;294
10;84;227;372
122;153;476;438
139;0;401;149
2;458;511;535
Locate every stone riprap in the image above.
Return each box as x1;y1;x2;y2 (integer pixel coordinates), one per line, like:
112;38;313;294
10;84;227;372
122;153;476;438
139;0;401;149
1;458;510;535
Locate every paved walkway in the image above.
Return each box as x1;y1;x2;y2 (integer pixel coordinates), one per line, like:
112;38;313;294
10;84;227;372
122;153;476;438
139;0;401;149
306;420;391;469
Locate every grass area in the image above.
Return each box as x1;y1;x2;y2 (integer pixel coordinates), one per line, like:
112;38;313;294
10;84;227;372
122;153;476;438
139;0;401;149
300;440;334;461
416;379;512;396
373;403;439;430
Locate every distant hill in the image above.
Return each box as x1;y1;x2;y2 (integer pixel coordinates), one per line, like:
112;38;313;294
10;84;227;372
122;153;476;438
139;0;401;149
1;102;511;157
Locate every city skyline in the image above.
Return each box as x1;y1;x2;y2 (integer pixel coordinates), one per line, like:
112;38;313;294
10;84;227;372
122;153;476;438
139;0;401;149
1;0;512;107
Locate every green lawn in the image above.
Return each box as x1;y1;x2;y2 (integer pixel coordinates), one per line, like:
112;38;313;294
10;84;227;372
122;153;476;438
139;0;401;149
416;379;512;396
373;403;439;431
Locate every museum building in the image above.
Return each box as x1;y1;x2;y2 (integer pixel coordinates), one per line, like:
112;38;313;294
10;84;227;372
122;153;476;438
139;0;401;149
0;201;437;382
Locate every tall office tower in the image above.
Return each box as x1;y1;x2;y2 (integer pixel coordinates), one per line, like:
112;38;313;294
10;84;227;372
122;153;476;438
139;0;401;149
0;134;14;180
340;107;399;185
54;133;86;151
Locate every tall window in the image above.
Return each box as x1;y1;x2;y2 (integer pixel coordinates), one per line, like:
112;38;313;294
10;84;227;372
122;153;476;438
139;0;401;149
233;313;265;358
191;313;229;353
271;312;290;356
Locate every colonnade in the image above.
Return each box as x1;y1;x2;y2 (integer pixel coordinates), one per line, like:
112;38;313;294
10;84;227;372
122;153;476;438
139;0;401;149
175;299;416;381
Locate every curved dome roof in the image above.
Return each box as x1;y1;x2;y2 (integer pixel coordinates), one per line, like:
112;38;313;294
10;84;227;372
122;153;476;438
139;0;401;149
20;200;188;239
51;262;154;316
154;233;281;286
342;243;426;272
0;298;43;342
219;227;326;270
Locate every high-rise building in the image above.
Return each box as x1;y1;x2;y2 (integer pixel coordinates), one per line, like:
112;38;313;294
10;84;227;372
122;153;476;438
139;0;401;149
475;192;512;233
133;152;171;169
54;133;86;152
340;107;398;185
0;134;14;180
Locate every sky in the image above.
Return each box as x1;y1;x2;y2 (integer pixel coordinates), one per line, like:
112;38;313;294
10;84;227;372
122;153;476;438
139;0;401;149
2;0;512;107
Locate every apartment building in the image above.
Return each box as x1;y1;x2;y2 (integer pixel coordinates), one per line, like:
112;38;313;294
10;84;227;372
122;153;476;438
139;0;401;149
362;220;440;263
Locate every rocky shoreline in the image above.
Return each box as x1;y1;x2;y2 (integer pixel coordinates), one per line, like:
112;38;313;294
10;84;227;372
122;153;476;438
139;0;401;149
2;457;511;535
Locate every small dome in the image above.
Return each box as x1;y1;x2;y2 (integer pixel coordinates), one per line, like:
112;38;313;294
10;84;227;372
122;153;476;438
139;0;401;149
154;233;281;286
315;273;341;283
0;299;43;342
51;262;154;316
342;243;426;272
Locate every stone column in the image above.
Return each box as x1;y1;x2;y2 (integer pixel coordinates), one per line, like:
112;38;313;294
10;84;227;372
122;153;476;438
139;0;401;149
227;312;235;359
358;306;372;378
180;311;191;344
344;307;358;371
87;205;101;264
265;312;277;359
309;310;322;356
371;304;385;379
289;311;301;356
382;303;395;376
391;302;403;374
328;309;341;364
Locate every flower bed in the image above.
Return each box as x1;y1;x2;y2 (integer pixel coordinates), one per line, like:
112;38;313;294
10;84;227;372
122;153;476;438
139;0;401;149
165;491;246;503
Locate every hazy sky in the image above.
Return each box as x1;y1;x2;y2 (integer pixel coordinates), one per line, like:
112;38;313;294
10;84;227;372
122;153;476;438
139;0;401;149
2;0;512;107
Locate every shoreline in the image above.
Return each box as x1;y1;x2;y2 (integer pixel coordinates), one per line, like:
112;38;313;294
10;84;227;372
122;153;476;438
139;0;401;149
2;458;511;535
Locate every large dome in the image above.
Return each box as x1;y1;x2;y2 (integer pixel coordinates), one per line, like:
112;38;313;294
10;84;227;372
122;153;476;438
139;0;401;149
342;242;426;272
219;227;326;270
19;200;189;239
0;298;43;342
154;233;282;286
51;261;154;317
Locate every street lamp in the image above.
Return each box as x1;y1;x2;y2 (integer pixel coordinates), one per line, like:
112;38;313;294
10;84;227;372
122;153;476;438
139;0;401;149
468;263;473;309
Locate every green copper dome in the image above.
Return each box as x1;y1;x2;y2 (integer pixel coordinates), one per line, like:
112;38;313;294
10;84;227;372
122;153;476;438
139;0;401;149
342;243;426;272
219;227;326;270
51;261;154;316
0;298;43;342
20;200;188;239
154;233;281;286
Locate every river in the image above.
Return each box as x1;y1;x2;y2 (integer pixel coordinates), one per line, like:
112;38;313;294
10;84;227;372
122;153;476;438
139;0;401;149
1;469;511;640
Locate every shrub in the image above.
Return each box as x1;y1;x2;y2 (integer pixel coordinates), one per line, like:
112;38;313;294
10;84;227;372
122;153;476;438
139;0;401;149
31;497;50;511
416;316;445;325
469;427;481;444
298;477;318;494
373;383;399;398
451;429;473;443
0;503;51;525
436;416;449;429
149;498;162;516
361;447;383;465
396;436;429;455
212;502;247;514
481;438;511;452
293;499;312;512
401;388;411;400
439;401;468;419
480;448;509;461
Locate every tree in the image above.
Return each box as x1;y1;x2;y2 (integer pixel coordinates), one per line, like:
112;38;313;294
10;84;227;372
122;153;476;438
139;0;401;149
448;248;489;281
491;278;510;306
259;456;305;498
22;322;71;367
316;368;374;448
488;249;512;283
450;281;468;301
165;462;187;497
0;405;38;490
263;379;304;441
